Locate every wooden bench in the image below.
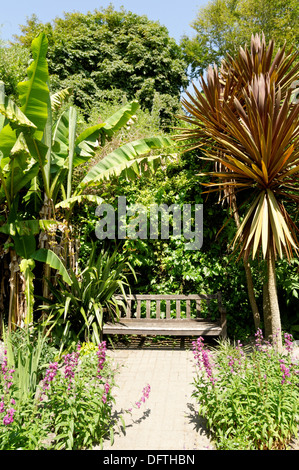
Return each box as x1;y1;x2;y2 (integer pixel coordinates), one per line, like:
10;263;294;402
103;293;227;339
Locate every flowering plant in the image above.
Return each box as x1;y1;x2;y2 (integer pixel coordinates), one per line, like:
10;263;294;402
192;331;299;450
0;339;116;450
39;341;115;449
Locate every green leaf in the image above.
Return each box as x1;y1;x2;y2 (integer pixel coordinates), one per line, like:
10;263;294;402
0;83;37;131
0;123;17;164
55;194;104;209
19;258;35;325
80;135;175;188
75;123;106;147
0;161;40;204
50;87;72;112
100;100;139;137
13;232;37;258
66;106;77;199
17;33;50;138
31;248;72;285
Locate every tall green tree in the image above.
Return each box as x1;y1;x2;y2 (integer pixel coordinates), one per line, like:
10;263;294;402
181;0;299;77
14;6;188;126
0;41;29;101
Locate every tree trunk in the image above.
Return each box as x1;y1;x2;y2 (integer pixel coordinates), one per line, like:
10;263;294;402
262;281;272;339
230;193;261;329
8;249;26;330
243;254;260;330
266;244;282;352
39;195;54;299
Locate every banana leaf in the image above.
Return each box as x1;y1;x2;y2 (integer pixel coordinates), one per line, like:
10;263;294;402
80;135;175;188
17;33;50;139
31;248;72;285
0;82;37;131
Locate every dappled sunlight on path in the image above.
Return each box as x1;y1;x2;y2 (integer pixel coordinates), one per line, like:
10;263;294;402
97;349;214;451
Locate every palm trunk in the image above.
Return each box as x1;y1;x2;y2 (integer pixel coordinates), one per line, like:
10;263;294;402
231;193;261;329
266;244;282;352
243;254;260;330
262;282;272;339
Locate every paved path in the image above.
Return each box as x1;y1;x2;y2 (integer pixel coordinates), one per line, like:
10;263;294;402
100;348;214;451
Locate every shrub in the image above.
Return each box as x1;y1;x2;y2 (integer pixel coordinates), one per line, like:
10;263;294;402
192;331;299;450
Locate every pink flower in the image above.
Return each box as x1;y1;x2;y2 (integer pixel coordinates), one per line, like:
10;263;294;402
284;333;294;353
135;384;151;408
0;401;4;413
42;362;59;392
96;341;107;379
192;337;216;384
3;407;15;426
279;359;291;385
255;328;263;350
63;345;81;390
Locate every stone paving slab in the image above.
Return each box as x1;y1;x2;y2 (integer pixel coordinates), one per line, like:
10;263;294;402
99;349;213;451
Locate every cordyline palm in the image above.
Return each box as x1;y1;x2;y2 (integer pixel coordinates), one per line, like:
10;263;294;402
176;34;299;350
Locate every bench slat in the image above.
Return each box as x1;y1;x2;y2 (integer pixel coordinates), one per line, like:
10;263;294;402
126;299;131;318
166;300;171;319
156;300;161;319
136;300;141;319
146;300;151;319
103;319;222;336
186;300;191;319
115;294;217;301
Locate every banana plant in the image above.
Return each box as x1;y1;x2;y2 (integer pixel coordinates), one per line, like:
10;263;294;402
52;103;174;212
0;34;73;327
0;32;176;327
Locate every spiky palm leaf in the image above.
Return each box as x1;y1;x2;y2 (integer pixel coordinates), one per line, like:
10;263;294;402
176;34;299;262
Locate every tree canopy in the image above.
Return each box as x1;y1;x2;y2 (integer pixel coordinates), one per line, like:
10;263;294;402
14;6;189;125
181;0;299;77
0;41;29;100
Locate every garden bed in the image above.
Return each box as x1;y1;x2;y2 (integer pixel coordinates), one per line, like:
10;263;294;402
191;331;299;450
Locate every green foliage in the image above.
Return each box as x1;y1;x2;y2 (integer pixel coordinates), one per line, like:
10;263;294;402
38;244;136;345
0;41;29;102
40;348;114;450
74;141;297;340
192;333;299;450
2;326;56;403
182;0;299;77
74;149;260;339
276;259;299;338
0;31;175;328
0;339;116;450
14;6;188;126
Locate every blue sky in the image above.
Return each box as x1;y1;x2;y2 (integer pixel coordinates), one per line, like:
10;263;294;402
1;0;207;43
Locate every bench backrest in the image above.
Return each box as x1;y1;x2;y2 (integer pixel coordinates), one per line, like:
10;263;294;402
114;293;225;321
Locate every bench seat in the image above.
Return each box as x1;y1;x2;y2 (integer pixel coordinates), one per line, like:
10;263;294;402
103;318;223;336
102;293;227;339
